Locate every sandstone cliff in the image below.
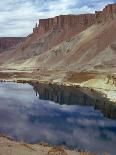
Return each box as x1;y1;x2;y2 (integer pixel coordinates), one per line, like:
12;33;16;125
95;4;116;23
0;3;116;74
33;3;116;36
33;14;95;35
0;37;25;53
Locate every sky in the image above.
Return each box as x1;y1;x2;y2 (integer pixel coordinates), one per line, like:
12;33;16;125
0;0;115;37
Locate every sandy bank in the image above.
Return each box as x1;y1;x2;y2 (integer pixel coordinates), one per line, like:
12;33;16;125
0;135;103;155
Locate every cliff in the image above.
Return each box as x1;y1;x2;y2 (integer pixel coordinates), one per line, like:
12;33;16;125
95;3;116;23
33;14;95;35
0;3;116;74
33;3;116;36
0;37;25;53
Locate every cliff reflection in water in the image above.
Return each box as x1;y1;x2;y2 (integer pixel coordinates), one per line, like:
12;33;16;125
33;83;116;119
0;82;116;154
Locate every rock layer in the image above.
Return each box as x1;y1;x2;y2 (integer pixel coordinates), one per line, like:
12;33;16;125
95;4;116;23
33;3;116;36
0;3;116;73
33;14;95;35
0;37;25;53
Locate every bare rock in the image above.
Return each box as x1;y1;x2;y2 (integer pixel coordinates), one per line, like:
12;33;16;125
0;37;25;53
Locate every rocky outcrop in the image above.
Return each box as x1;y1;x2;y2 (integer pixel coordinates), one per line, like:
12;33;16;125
0;3;116;73
95;3;116;23
33;3;116;35
33;14;95;35
0;37;25;52
32;13;96;52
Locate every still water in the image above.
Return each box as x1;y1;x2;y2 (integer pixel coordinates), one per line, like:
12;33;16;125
0;82;116;154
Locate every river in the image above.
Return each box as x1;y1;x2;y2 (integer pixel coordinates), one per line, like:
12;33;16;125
0;82;116;154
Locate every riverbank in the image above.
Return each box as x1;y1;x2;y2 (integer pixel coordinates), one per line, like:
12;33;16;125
32;82;116;119
0;135;109;155
0;70;116;119
0;71;115;154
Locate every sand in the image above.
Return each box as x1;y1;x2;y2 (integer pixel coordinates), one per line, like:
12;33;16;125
0;136;99;155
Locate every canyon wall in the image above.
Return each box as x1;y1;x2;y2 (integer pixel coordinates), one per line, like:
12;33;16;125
33;14;95;35
33;3;116;35
0;37;25;52
95;3;116;23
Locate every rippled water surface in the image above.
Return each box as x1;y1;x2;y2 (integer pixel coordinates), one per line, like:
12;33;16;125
0;82;116;154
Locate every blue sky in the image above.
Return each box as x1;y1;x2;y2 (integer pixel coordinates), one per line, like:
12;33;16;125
0;0;115;37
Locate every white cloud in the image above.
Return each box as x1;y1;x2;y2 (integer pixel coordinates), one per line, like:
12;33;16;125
0;0;115;37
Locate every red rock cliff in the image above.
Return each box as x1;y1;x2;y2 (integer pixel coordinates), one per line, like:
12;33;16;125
33;3;116;35
0;37;25;52
95;3;116;23
33;14;95;35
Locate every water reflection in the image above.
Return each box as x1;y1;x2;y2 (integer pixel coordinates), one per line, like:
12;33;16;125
0;82;116;154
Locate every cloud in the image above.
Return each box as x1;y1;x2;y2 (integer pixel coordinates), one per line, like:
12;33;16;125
0;0;115;37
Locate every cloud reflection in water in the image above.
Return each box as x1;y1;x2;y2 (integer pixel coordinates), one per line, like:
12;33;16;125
0;82;116;154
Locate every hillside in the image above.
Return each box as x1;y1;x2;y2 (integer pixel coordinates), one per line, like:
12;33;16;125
0;3;116;155
0;3;116;102
0;3;115;73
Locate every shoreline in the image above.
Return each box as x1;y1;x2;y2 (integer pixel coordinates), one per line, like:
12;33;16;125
0;71;114;154
0;72;116;119
0;135;109;155
0;75;116;119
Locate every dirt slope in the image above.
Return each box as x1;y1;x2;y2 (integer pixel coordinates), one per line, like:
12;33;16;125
0;19;115;74
0;4;115;74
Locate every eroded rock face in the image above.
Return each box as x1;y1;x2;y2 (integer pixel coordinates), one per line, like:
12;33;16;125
33;14;95;35
33;3;116;35
95;4;116;23
0;37;25;52
0;3;115;72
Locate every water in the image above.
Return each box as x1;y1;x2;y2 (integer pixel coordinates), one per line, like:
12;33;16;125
0;82;116;154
